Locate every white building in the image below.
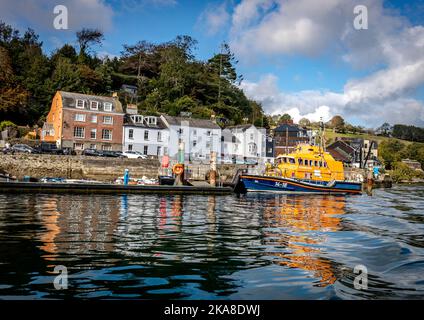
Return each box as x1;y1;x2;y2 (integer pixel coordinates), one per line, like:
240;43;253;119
221;124;267;163
122;114;169;156
160;115;221;161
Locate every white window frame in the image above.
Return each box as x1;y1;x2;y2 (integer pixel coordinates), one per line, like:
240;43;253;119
90;101;99;110
91;115;97;123
144;130;149;141
128;129;134;140
103;102;112;112
103;116;113;124
73;127;85;138
90;129;97;140
73;143;84;150
102;129;112;141
74;114;86;122
76;99;85;109
143;145;148;155
157;131;162;142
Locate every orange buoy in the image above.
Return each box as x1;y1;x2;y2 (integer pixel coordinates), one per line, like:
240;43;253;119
173;163;184;175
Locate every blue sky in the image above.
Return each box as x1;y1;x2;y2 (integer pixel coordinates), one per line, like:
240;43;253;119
1;0;423;127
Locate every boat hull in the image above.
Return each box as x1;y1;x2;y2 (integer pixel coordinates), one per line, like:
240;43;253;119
238;175;362;194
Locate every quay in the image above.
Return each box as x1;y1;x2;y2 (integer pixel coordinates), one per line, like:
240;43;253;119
0;181;233;195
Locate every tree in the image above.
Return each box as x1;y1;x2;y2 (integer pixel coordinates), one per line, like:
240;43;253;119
329;115;345;132
378;139;405;169
299;118;311;127
279;113;293;124
76;28;104;57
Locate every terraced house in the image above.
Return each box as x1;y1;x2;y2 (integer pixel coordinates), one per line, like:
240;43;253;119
41;91;124;151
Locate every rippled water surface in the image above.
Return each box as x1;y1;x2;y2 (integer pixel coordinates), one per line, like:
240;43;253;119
0;185;423;299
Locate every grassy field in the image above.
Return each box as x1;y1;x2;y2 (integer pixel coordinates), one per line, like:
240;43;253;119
321;128;420;147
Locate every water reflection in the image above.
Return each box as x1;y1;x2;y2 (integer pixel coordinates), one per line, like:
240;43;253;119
260;195;346;287
0;186;423;299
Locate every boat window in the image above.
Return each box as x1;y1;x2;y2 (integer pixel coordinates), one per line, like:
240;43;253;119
314;161;319;166
289;158;295;164
298;158;303;165
319;161;323;167
309;160;313;166
323;162;327;167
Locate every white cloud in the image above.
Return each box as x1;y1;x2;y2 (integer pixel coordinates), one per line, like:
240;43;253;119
197;1;231;36
231;0;424;127
0;0;114;32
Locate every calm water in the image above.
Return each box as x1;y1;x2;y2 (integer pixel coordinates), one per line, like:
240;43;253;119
0;185;423;300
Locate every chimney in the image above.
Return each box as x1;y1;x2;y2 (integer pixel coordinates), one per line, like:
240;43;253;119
112;92;118;99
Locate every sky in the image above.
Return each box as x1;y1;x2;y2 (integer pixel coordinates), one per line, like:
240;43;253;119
1;0;424;128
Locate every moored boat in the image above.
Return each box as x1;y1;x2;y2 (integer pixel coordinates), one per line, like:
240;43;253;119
236;143;362;195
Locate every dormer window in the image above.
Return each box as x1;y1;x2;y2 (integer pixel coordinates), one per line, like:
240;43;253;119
76;99;85;109
90;101;99;110
104;102;112;112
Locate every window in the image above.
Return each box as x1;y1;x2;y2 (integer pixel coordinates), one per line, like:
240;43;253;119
128;129;134;140
76;99;85;109
102;145;112;151
178;128;183;134
144;130;149;141
143;146;148;155
250;133;254;140
91;115;97;123
103;102;112;112
103;116;113;124
90;144;96;149
90;101;99;110
102;129;112;140
207;130;211;136
73;143;84;150
74;114;86;122
157;146;162;156
157;131;162;142
164;147;168;155
193;140;197;147
90;129;97;139
128;144;133;151
73;127;85;138
193;130;197;136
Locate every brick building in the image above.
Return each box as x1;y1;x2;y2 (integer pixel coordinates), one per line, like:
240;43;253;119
42;91;124;151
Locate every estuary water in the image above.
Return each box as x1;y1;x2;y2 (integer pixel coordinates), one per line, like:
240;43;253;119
0;184;423;300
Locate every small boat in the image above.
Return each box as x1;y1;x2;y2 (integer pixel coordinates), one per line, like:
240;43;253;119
236;143;362;195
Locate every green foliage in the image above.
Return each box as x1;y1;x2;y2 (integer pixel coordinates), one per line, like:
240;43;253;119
391;162;424;183
0;120;17;131
378;139;405;169
0;21;263;127
392;124;424;142
279;113;293;124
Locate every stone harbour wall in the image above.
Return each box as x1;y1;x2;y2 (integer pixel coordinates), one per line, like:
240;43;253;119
0;154;253;182
0;154;161;182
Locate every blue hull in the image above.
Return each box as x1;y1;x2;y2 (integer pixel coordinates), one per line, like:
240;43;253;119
238;175;362;194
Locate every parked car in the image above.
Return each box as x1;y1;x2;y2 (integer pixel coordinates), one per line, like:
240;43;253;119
82;148;102;157
122;151;147;159
11;144;40;154
101;150;123;158
35;142;67;155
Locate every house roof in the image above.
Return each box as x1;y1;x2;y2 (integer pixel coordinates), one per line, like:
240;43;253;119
274;124;306;132
123;114;167;129
59;91;124;113
162;115;221;129
226;124;254;131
